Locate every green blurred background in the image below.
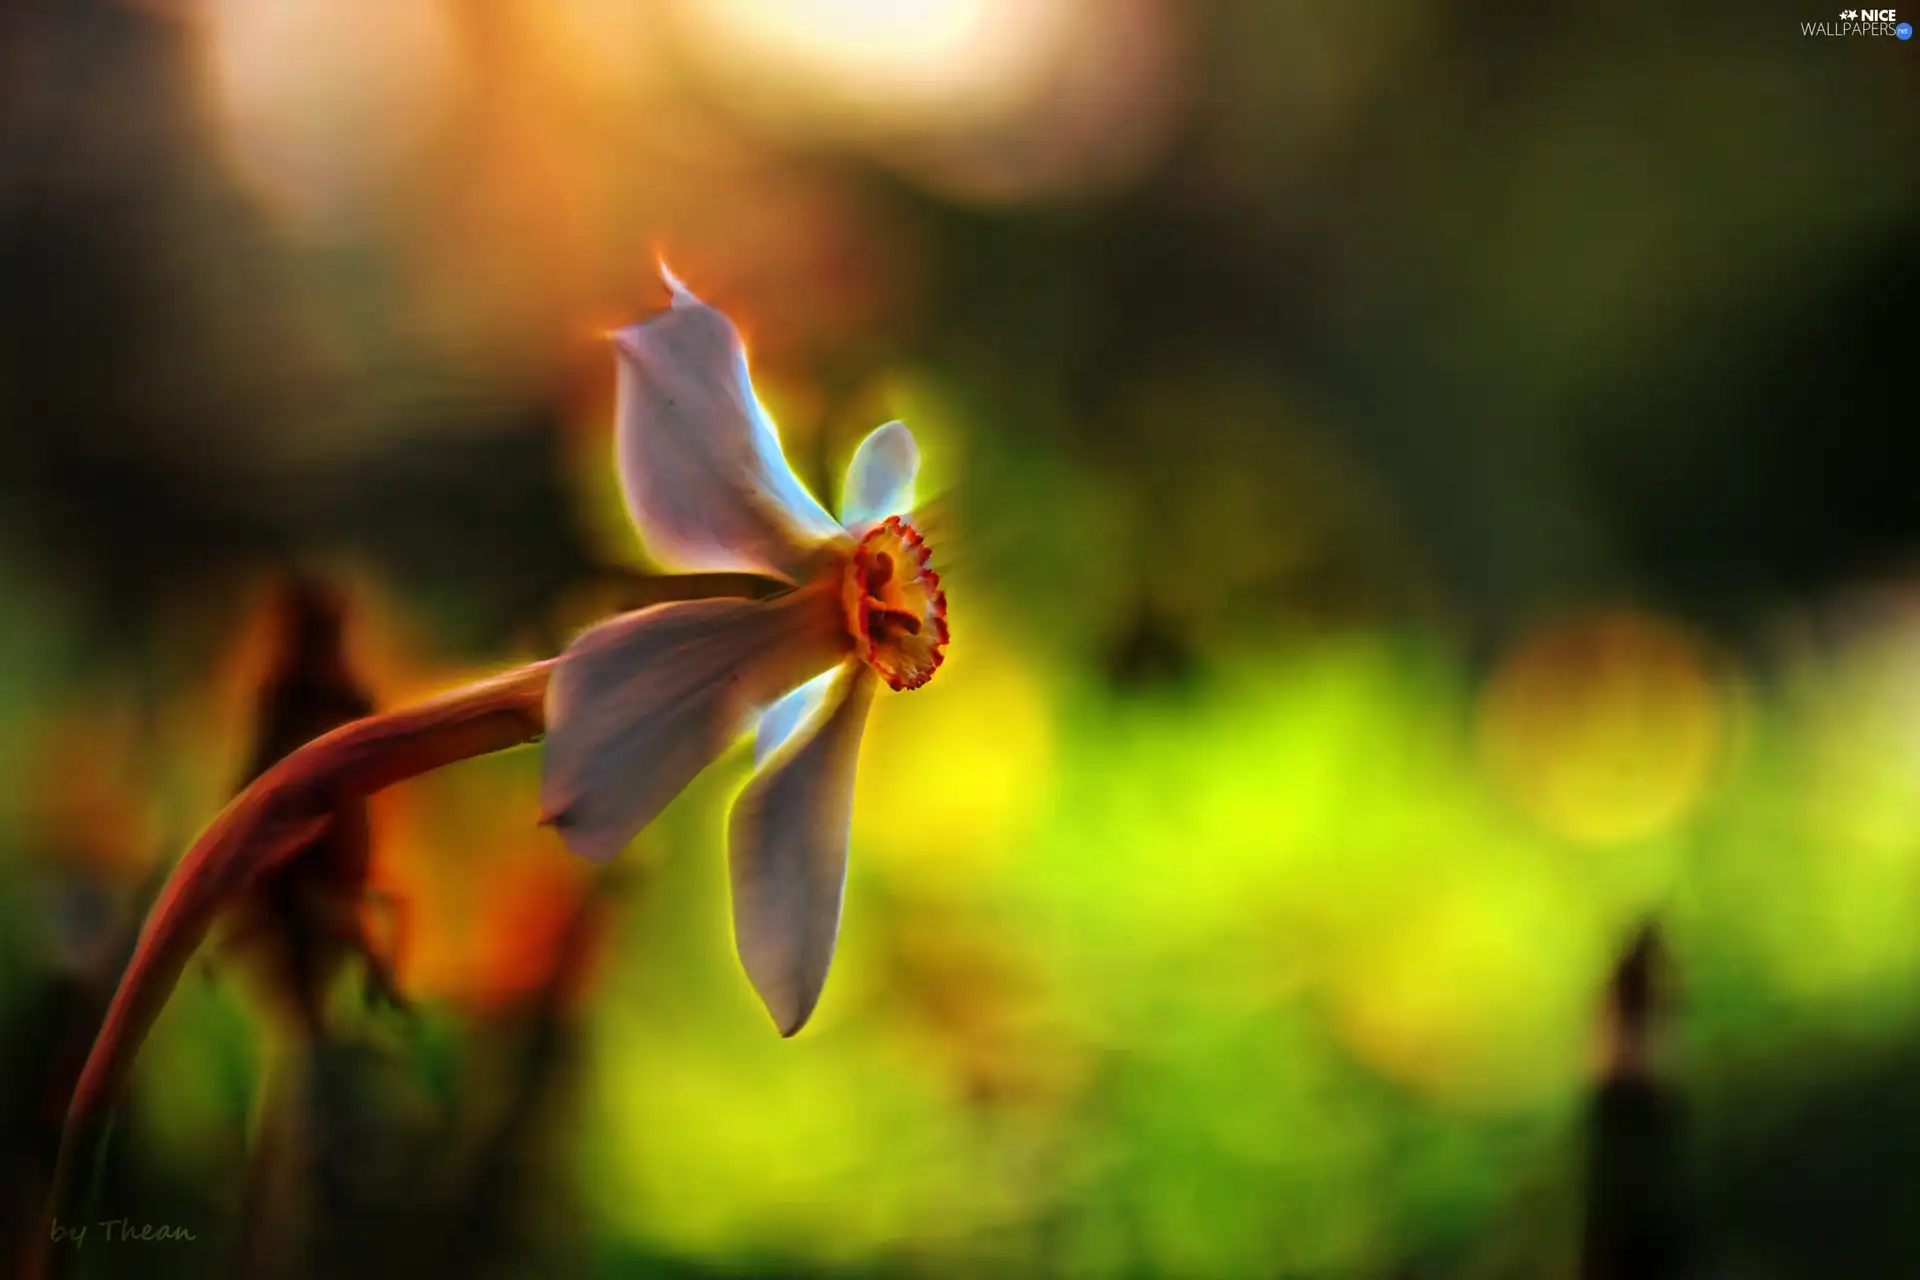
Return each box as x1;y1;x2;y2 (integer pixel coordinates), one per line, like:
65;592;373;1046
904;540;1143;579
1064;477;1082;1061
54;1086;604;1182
2;1;1917;1276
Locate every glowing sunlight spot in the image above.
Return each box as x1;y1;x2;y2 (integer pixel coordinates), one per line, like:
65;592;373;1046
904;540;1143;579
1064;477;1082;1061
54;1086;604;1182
195;0;459;233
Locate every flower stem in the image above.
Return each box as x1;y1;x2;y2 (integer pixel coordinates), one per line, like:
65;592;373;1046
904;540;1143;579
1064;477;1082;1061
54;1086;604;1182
40;658;555;1275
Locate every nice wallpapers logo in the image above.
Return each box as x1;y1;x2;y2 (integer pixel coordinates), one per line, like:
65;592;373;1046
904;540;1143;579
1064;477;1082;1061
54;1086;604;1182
1803;8;1914;36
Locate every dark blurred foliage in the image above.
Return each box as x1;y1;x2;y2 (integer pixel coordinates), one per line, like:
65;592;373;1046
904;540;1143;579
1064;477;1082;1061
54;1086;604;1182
4;0;1915;673
0;0;595;671
219;574;390;1046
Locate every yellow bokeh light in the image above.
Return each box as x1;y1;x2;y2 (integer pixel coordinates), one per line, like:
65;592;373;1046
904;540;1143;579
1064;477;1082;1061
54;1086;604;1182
1325;879;1596;1111
853;612;1053;888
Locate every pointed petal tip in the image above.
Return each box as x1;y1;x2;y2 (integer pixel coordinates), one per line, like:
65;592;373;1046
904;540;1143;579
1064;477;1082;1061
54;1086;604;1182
745;963;823;1037
658;258;697;307
537;803;625;865
770;996;816;1038
607;324;643;358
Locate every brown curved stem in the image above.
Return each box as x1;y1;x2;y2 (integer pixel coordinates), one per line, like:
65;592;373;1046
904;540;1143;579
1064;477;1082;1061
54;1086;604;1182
41;659;555;1270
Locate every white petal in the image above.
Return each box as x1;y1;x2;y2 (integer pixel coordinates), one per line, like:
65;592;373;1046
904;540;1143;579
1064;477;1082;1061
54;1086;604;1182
729;661;876;1036
659;258;697;307
755;668;837;767
838;421;920;530
613;273;846;578
540;587;845;864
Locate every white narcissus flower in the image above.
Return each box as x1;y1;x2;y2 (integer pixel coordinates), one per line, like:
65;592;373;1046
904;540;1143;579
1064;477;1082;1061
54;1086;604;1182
540;265;949;1036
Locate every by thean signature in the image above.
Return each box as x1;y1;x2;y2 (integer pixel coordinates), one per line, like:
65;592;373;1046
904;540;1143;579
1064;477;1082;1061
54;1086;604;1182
49;1218;197;1248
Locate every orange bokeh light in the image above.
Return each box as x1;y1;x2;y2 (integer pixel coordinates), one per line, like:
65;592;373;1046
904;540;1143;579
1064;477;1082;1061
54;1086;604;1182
1478;610;1732;846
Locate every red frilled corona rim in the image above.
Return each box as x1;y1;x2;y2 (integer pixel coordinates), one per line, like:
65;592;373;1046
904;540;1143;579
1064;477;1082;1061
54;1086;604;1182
842;515;949;691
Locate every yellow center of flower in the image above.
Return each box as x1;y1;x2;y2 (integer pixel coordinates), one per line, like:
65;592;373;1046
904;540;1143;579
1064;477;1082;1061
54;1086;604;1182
841;515;949;691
